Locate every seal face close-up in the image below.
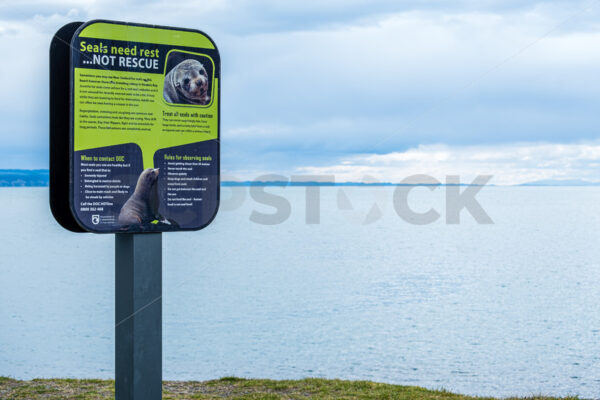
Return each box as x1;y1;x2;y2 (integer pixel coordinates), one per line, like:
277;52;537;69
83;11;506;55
163;59;211;105
118;168;160;227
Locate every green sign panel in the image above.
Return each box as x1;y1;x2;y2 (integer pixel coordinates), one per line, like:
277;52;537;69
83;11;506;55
50;20;220;233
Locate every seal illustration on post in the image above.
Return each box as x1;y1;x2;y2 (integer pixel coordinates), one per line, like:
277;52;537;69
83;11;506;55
118;168;175;229
163;59;211;105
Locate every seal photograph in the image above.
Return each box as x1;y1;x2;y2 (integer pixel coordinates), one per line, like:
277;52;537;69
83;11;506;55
118;168;177;230
163;51;213;105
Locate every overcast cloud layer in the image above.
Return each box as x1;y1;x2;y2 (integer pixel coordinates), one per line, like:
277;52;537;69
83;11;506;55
1;1;599;183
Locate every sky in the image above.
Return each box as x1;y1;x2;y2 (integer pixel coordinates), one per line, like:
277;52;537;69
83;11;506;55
1;0;600;184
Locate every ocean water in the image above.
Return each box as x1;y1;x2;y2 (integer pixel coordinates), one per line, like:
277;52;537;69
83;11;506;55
0;186;599;398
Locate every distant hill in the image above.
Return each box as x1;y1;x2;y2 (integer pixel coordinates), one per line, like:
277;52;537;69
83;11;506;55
2;169;597;187
0;170;470;187
519;179;600;186
0;170;49;187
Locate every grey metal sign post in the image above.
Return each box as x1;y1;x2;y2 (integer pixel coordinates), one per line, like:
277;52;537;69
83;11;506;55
115;233;163;400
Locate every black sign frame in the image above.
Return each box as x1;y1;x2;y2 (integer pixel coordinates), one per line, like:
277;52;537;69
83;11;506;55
50;20;221;233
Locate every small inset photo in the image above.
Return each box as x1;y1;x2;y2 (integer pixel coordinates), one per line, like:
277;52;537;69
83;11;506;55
163;50;214;106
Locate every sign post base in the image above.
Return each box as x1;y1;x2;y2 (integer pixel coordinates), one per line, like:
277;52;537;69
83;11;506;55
115;233;162;400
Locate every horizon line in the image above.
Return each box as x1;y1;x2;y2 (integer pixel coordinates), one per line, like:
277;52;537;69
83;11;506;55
0;169;599;187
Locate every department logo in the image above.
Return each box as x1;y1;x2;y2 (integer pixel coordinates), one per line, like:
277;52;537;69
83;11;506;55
91;215;100;225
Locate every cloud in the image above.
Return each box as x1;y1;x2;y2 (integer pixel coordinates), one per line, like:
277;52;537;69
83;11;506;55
1;1;600;175
291;141;600;185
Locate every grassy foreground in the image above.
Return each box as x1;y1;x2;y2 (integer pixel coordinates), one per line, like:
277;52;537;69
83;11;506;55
0;376;577;400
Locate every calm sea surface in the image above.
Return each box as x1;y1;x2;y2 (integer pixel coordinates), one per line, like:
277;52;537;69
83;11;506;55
0;187;599;398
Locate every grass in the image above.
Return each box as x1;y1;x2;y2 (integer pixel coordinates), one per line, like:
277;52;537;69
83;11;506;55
0;376;579;400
